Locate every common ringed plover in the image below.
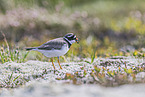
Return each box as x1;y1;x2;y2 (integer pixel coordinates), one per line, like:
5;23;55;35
26;33;79;70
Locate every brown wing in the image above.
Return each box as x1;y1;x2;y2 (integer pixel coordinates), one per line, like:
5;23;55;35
37;38;66;50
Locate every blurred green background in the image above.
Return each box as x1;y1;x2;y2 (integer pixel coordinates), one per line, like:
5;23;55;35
0;0;145;59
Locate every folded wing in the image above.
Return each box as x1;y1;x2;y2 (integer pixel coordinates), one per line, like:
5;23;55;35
37;38;66;50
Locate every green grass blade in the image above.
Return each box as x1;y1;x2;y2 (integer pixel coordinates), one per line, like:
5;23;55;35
13;75;20;82
22;51;29;62
10;51;14;61
7;72;13;85
9;72;13;81
91;50;96;64
0;52;4;64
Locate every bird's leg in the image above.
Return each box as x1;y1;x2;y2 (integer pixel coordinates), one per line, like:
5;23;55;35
57;56;62;69
51;58;56;70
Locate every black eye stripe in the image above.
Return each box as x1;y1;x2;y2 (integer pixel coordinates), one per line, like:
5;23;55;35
67;37;76;40
71;35;74;38
67;35;74;38
68;37;74;40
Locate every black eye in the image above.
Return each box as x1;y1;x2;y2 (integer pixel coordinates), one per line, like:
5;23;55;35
71;35;74;38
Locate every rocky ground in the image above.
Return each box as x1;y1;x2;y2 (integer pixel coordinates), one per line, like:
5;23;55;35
0;57;145;97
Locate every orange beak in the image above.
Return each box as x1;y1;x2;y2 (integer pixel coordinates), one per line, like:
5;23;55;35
75;38;79;43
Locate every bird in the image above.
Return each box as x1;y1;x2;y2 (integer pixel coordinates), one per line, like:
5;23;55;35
26;33;79;70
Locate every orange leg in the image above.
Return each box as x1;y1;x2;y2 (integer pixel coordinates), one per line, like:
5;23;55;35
51;58;56;70
57;57;62;69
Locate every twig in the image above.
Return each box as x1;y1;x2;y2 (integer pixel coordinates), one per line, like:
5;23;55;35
1;31;9;50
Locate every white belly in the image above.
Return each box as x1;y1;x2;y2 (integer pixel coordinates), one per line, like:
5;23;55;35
34;44;69;57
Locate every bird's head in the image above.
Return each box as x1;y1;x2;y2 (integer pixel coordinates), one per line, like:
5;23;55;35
64;33;79;44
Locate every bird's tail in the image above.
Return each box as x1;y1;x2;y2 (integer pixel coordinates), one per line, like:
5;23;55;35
25;47;36;51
